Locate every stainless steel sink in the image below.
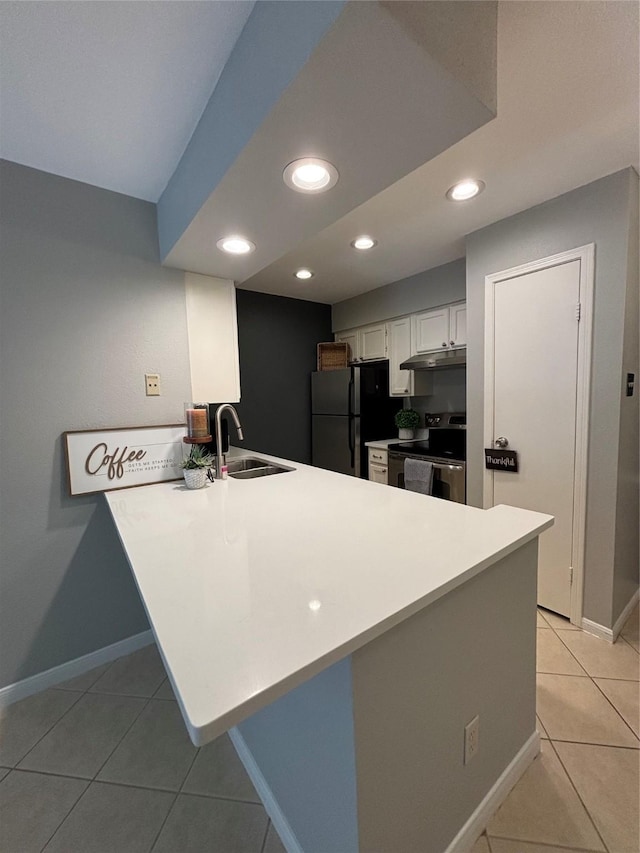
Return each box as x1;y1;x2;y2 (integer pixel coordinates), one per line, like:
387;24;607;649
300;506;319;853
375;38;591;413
226;457;294;479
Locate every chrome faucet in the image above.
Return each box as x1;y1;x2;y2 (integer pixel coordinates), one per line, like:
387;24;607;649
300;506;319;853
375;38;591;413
214;404;244;477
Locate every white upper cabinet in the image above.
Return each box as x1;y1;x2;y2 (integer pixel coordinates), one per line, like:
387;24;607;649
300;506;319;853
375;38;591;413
336;323;387;362
335;329;358;363
389;317;413;396
449;303;466;349
413;307;450;353
389;317;434;398
413;303;466;353
359;323;387;361
185;273;240;403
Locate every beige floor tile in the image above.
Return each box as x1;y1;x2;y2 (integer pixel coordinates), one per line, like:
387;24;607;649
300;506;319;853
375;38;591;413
538;609;579;631
536;628;586;676
536;715;549;739
555;741;640;853
536;673;639;747
471;833;491;853
536;612;550;629
489;839;594;853
621;604;639;653
558;631;640;680
594;678;640;738
486;740;604;850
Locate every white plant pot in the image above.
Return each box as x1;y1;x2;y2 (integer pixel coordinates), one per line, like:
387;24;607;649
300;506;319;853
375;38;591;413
398;428;415;440
183;468;208;489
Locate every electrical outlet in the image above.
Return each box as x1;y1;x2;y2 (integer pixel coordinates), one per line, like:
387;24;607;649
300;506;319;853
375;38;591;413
145;373;161;396
464;715;480;764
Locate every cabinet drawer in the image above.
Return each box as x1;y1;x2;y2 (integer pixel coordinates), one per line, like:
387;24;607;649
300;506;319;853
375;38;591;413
368;463;388;485
368;448;388;465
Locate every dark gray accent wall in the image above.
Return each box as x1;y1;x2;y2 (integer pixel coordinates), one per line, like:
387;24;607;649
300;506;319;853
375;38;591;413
465;168;639;629
0;161;191;689
235;289;332;464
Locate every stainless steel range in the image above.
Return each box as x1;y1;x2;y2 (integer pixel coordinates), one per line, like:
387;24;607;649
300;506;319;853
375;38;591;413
388;413;466;503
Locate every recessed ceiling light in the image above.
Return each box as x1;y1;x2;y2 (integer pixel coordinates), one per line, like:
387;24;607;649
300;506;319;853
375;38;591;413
283;158;339;194
295;268;314;280
446;179;485;201
216;236;255;255
351;235;377;250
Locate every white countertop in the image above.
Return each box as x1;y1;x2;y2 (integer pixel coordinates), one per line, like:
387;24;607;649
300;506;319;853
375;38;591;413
364;438;401;449
105;449;552;746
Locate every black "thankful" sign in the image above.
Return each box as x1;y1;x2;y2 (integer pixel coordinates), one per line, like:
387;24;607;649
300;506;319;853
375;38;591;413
484;449;519;472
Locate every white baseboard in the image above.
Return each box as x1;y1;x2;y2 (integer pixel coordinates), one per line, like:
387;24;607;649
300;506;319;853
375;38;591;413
444;732;540;853
230;726;539;853
582;588;639;644
581;617;614;643
613;587;639;640
229;727;303;853
0;629;154;708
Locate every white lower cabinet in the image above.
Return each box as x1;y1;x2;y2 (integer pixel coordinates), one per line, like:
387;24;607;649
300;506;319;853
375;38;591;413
368;448;388;484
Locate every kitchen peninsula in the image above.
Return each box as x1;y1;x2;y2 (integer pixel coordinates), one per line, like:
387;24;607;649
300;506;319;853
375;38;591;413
105;450;552;853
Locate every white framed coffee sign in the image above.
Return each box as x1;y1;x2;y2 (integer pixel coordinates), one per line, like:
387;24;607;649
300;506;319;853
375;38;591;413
64;425;185;496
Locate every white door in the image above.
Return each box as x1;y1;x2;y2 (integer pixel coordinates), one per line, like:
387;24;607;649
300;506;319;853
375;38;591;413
487;257;587;618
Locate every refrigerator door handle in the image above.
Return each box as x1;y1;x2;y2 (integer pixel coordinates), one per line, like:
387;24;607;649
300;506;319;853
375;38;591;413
353;416;361;477
347;376;356;470
348;417;355;469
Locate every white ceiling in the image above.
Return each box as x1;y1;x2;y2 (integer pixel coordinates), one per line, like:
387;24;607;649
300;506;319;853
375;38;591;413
245;0;639;303
0;1;637;305
0;1;254;201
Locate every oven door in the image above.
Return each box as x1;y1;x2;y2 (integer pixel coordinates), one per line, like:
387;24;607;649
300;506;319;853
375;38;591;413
388;452;466;503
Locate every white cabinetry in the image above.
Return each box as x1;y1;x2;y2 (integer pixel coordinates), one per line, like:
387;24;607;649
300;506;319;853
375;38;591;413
185;273;240;403
335;329;358;364
389;317;434;398
336;323;387;363
368;447;388;484
413;303;466;354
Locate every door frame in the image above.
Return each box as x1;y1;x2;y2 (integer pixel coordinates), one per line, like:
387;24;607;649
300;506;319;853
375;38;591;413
483;244;595;625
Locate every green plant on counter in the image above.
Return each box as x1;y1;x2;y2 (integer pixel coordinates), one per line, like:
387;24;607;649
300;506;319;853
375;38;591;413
180;444;215;470
394;408;420;429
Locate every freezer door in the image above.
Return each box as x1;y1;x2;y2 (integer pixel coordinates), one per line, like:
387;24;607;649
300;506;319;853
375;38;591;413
312;415;356;475
311;369;352;416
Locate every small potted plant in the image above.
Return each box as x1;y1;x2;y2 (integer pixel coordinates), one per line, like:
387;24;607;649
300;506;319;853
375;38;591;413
395;408;420;440
180;444;215;489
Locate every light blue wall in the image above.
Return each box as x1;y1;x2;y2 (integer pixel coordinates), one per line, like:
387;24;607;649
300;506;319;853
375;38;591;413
157;1;346;260
465;168;638;628
237;657;358;853
332;257;466;331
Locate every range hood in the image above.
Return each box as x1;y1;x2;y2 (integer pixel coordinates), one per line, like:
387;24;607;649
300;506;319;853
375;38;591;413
399;349;467;371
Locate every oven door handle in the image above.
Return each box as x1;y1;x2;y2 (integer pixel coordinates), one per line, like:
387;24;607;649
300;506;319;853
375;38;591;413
389;453;464;472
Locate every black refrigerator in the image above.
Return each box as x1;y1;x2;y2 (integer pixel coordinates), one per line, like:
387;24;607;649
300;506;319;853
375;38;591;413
311;362;397;478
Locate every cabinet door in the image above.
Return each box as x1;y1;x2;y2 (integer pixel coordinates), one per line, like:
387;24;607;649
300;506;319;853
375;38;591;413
359;323;387;361
368;463;388;484
389;317;413;396
412;308;450;353
449;303;466;349
186;273;240;403
335;330;359;363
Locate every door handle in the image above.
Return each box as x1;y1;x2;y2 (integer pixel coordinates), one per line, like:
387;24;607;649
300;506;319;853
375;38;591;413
495;436;509;448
